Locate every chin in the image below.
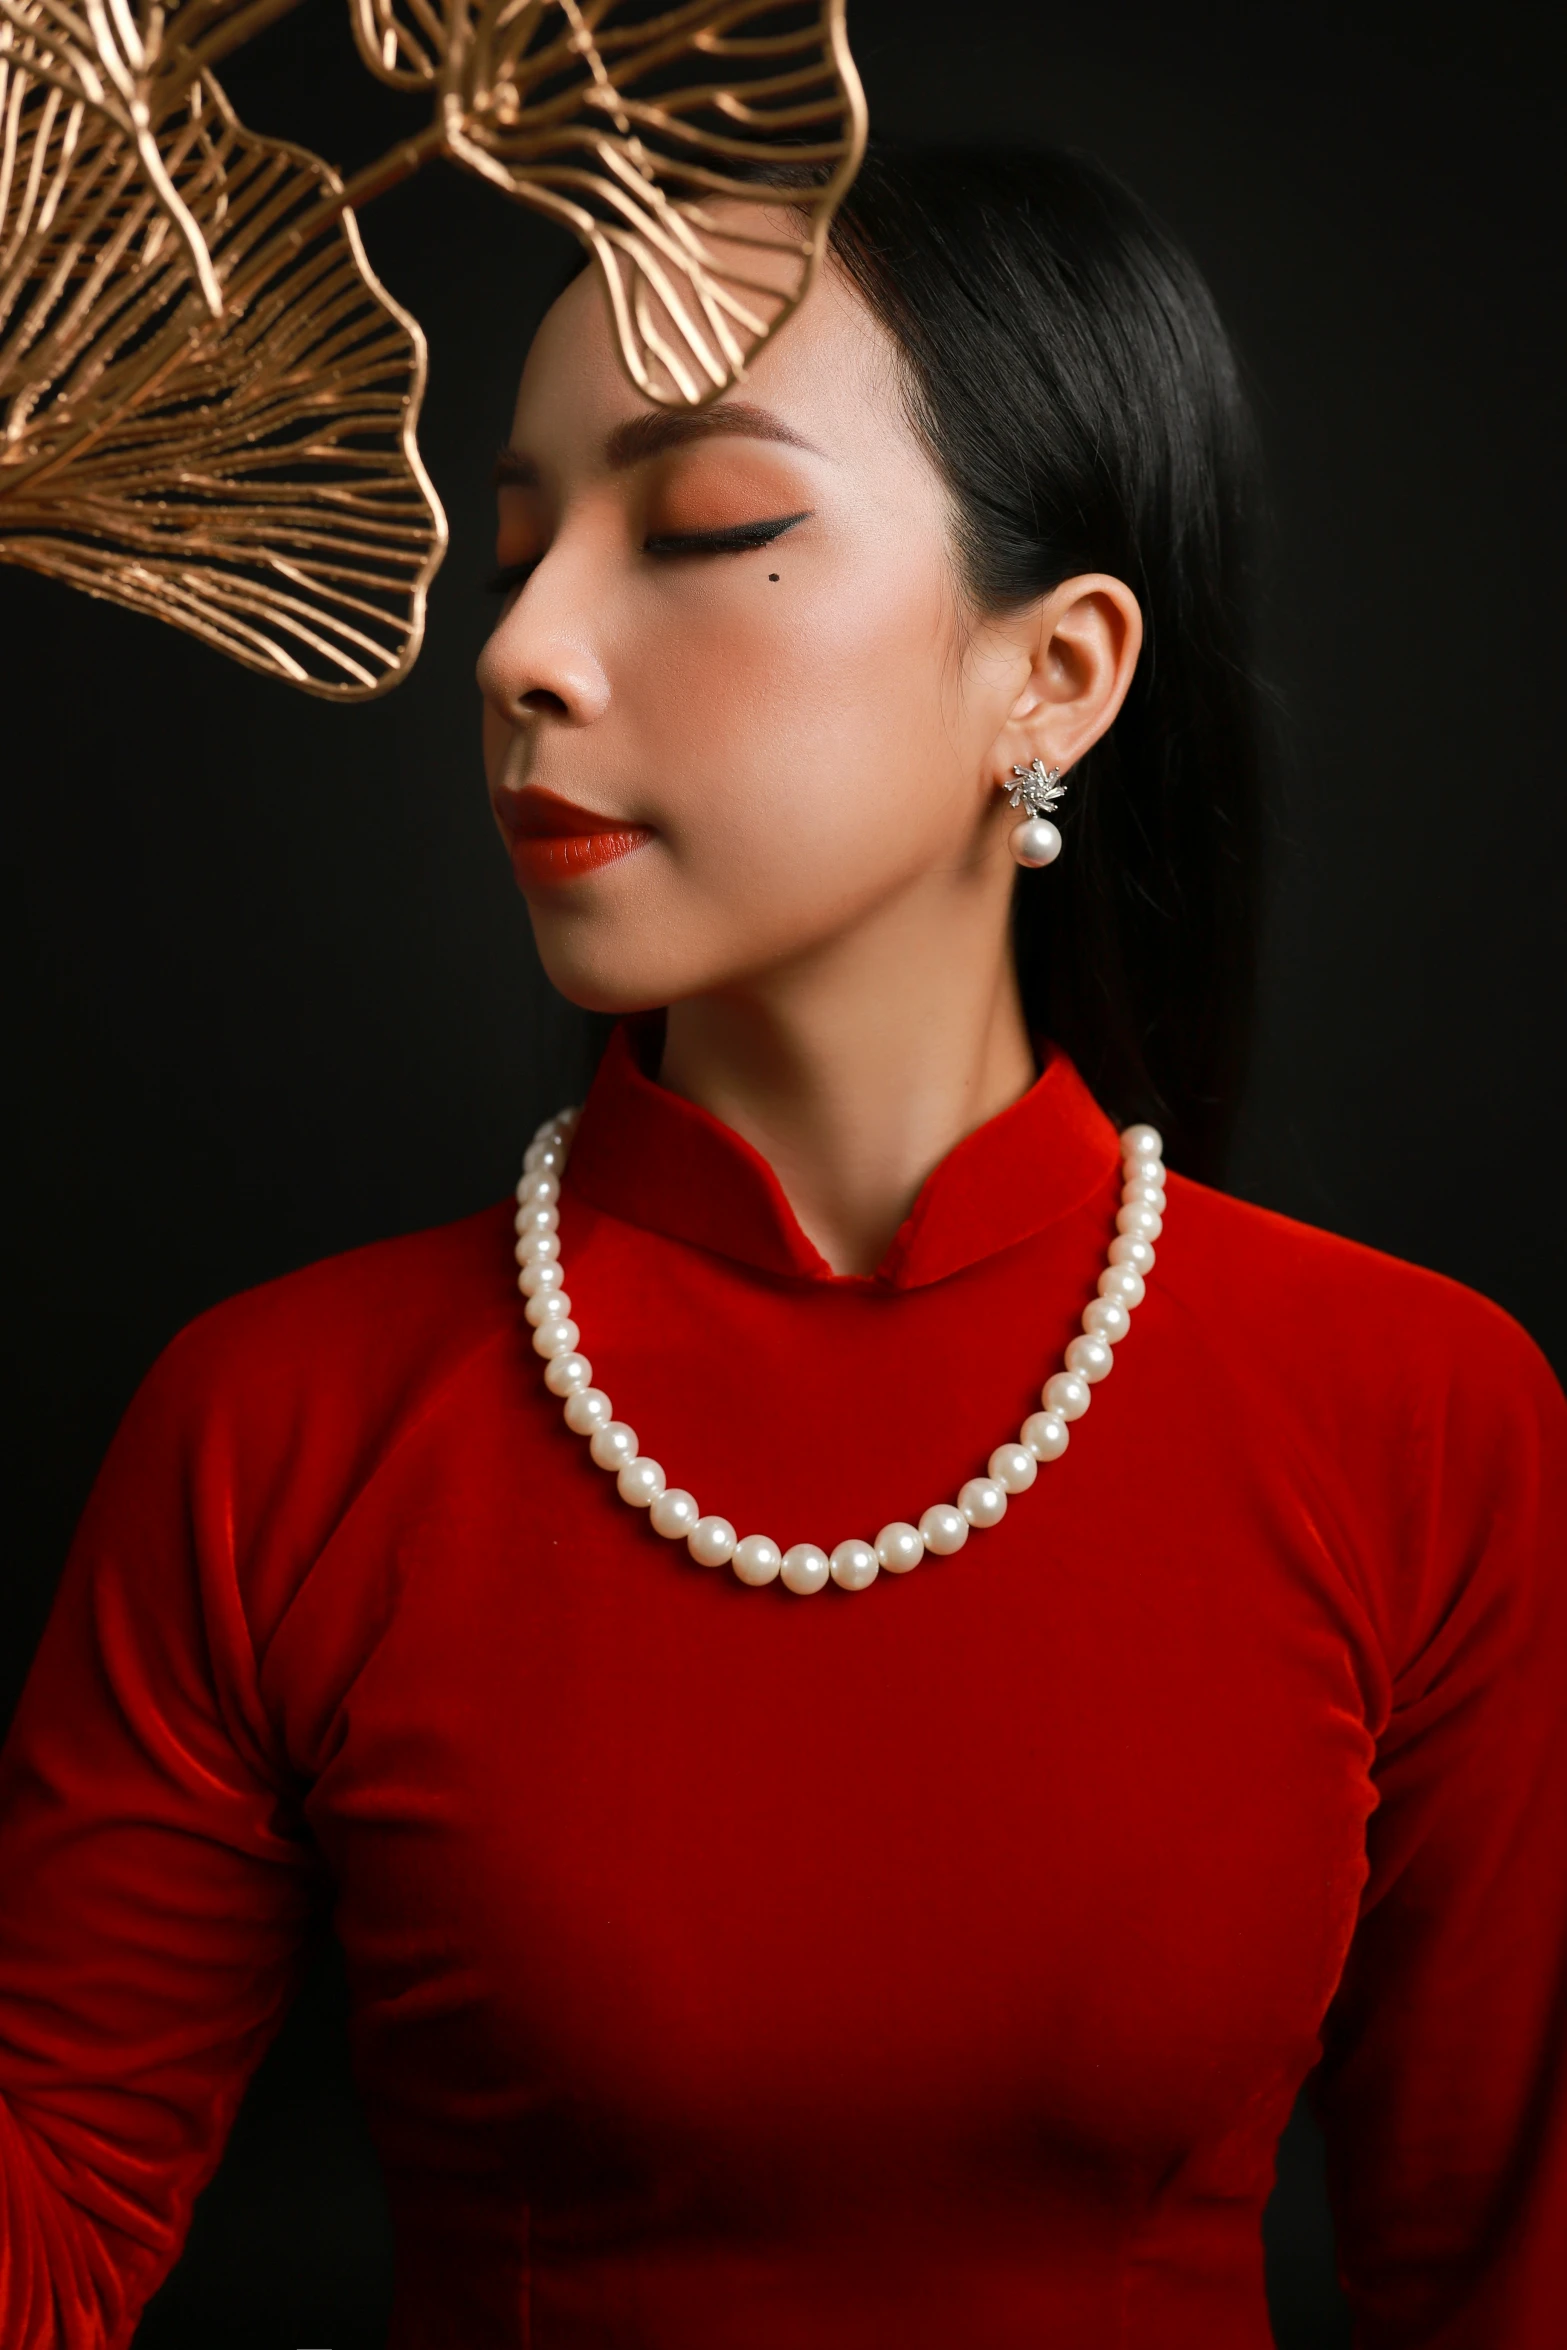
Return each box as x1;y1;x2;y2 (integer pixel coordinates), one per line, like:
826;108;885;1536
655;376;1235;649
531;929;691;1019
538;963;668;1020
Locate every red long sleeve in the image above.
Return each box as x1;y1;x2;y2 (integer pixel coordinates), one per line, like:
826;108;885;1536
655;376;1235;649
1310;1296;1567;2342
2;1022;1563;2347
0;1318;331;2346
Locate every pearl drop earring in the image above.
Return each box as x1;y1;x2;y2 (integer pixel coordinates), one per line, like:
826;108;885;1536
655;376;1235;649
1005;759;1067;867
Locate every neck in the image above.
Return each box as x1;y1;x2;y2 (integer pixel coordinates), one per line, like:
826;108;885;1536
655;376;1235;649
656;895;1038;1277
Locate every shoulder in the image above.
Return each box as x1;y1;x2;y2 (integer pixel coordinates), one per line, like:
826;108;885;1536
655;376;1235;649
155;1198;517;1406
1151;1177;1566;1676
53;1204;523;1746
1157;1172;1558;1403
1152;1177;1565;1661
117;1199;521;1525
53;1200;523;1669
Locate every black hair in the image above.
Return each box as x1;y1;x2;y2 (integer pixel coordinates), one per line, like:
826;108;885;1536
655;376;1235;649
824;146;1266;1179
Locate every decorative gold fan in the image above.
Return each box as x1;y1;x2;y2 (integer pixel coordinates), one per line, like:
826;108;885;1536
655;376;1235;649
0;0;865;697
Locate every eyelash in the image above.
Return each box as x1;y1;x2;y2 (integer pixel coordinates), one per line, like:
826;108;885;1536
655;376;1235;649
484;510;811;595
644;510;812;559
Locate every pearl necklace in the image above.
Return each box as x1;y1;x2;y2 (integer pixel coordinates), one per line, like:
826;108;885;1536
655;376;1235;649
514;1105;1166;1594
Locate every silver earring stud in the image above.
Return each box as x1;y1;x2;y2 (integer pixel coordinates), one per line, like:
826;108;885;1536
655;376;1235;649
1005;759;1067;867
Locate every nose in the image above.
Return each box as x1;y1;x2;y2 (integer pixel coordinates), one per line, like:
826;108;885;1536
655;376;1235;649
476;547;612;730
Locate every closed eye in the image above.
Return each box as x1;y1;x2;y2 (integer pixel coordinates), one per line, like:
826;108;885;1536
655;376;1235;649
643;511;812;558
485;510;812;595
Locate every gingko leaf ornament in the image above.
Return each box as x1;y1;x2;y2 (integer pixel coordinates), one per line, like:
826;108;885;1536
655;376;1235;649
0;0;306;316
348;0;868;407
0;55;446;695
0;0;865;694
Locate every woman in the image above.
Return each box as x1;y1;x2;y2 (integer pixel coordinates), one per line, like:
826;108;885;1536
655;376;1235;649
0;147;1562;2348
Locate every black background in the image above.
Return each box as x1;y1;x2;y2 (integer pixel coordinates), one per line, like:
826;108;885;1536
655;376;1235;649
3;3;1562;2344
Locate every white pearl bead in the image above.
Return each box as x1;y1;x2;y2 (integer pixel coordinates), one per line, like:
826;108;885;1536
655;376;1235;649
830;1539;879;1591
1106;1234;1154;1273
688;1514;737;1568
524;1140;565;1174
875;1521;925;1574
1098;1264;1146;1309
524;1288;572;1328
1115;1202;1163;1242
515;1230;561;1266
589;1420;638;1471
532;1318;580;1359
733;1534;783;1587
1042;1371;1091;1420
958;1476;1008;1528
516;1172;560;1208
918;1503;969;1555
781;1543;831;1594
1010;815;1062;868
649;1487;699;1540
1081;1296;1130;1344
1121;1123;1164;1162
988;1443;1038;1493
1064;1332;1114;1384
515;1201;560;1240
1021;1410;1069;1461
1121;1178;1166;1210
617;1456;666;1507
563;1387;613;1434
543;1351;592;1396
518;1257;565;1296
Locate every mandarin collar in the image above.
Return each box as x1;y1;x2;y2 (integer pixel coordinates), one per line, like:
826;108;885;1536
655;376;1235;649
563;1013;1121;1291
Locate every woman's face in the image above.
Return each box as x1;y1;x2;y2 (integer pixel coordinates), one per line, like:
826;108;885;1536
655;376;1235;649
478;246;1041;1015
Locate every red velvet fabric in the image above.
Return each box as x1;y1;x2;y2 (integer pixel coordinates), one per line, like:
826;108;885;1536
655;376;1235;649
2;1019;1565;2348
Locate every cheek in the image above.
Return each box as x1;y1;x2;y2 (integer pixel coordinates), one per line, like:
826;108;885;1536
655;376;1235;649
624;546;961;879
481;697;508;777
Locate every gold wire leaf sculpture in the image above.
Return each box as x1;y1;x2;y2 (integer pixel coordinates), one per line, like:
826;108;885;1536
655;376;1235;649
347;0;868;406
0;0;311;314
0;0;863;693
0;55;446;695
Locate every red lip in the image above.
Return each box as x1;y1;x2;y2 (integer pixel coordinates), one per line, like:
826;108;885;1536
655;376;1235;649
502;786;655;890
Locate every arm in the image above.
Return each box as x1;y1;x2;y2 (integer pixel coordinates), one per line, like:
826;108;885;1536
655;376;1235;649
0;1330;326;2349
1314;1308;1567;2347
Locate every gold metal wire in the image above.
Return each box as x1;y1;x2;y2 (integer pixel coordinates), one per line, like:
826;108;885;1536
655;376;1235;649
349;0;868;407
0;54;447;696
0;1;865;695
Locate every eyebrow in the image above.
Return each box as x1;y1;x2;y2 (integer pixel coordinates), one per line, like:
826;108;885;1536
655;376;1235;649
492;402;821;492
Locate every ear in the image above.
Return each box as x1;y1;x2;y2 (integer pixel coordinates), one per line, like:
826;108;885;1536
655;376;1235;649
987;572;1144;788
